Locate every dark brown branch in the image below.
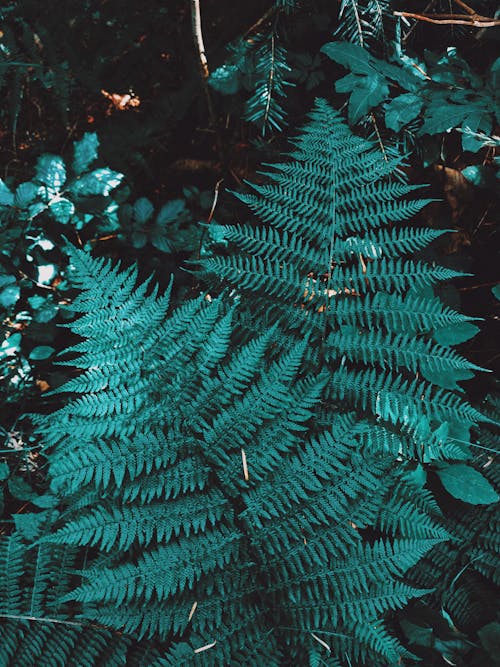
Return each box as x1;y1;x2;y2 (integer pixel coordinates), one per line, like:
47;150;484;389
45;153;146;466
394;10;500;27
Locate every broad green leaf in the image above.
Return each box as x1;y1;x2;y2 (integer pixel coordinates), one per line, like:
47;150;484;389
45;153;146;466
461;109;493;152
0;179;14;206
29;345;55;360
156;199;187;227
102;201;120;231
14;182;39;208
71;168;123;196
347;74;389;123
73;132;99;175
478;622;500;662
385;94;423;132
322;41;417;90
32;493;58;508
400;619;434;647
8;475;37;501
49;197;75;224
28;201;47;219
133;197;154;224
0;461;9;480
491;57;500;90
492;284;500;301
0;332;21;359
150;228;173;252
35;155;66;191
28;295;58;323
433;321;480;345
322;42;375;75
461;165;496;189
436;464;499;505
0;275;20;309
131;231;147;248
419;101;470;136
335;72;361;94
420;363;474;391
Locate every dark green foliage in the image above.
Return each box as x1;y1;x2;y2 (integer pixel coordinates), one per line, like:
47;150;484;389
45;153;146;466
1;100;487;667
0;131;124;413
21;246;448;666
0;5;496;666
336;0;392;48
0;132;123;236
402;393;500;665
199;99;487;457
210;30;293;135
321;39;500;154
0;534;162;666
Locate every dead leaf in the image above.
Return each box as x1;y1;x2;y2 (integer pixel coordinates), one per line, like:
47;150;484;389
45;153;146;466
101;89;141;113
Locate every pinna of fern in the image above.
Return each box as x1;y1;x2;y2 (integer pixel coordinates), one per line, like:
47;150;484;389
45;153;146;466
0;533;163;667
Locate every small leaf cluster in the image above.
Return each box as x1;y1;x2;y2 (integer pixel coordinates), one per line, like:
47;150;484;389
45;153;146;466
322;41;499;155
0;133;124;411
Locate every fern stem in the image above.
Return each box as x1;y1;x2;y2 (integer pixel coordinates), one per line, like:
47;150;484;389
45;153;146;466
263;34;276;135
0;613;84;626
349;0;364;46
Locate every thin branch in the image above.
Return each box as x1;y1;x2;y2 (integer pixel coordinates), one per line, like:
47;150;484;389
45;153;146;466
243;6;277;37
190;0;209;80
453;0;476;16
458;281;499;292
207;178;224;224
190;0;217;127
402;0;436;41
370;113;388;163
394;10;500;27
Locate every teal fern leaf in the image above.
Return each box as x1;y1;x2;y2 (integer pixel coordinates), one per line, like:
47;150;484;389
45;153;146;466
29;247;449;665
20;99;491;666
198;98;488;461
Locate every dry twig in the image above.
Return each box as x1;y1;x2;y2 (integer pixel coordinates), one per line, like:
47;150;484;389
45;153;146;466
395;0;500;28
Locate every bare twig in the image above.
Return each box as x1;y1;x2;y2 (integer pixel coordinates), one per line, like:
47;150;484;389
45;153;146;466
191;0;209;80
370;113;388;163
458;281;499;291
243;6;276;37
190;0;216;126
453;0;476;16
207;178;224;224
402;0;437;42
394;10;500;27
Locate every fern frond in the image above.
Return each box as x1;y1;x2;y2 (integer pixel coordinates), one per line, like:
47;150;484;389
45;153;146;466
245;36;291;134
47;491;229;551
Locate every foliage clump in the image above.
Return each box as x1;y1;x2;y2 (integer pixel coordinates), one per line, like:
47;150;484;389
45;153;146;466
0;2;498;666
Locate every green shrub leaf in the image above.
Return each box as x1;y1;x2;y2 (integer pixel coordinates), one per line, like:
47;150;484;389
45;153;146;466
436;464;499;505
385;93;423;131
73;132;99;175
